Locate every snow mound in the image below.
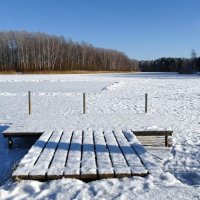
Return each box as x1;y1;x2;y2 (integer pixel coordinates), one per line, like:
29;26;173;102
0;93;17;96
0;178;199;200
102;81;125;91
146;126;172;131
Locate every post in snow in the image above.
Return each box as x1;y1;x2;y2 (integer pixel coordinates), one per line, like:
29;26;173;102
145;93;148;113
28;91;31;115
83;93;86;114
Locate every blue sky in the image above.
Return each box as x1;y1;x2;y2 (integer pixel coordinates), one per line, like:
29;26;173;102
0;0;200;60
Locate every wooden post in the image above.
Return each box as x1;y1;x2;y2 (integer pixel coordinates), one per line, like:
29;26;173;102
145;93;148;113
28;91;31;115
165;136;168;147
83;93;86;114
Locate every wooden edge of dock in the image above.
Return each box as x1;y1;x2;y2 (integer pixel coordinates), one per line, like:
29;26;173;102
3;132;43;137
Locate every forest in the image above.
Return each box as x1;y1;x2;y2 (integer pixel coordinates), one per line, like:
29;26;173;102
0;31;138;73
139;53;200;73
0;31;199;73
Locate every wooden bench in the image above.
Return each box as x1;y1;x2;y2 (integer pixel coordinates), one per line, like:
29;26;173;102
3;132;43;148
3;130;173;148
132;130;173;147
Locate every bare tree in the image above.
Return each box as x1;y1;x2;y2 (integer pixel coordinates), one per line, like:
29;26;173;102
0;30;139;73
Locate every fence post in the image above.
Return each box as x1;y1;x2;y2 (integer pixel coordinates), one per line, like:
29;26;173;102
83;93;86;114
145;93;148;113
28;91;31;115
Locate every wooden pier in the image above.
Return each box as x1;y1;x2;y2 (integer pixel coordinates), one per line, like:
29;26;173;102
12;129;149;181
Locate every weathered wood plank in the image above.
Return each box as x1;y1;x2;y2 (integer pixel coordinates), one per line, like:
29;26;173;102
13;131;53;180
136;136;166;146
93;130;114;179
132;130;173;136
47;130;73;180
3;132;43;138
80;130;97;179
113;130;148;176
104;130;131;178
28;130;63;180
132;130;173;147
13;129;152;181
64;130;82;178
123;130;162;174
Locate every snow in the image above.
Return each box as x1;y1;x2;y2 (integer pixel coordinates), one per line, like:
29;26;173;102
94;130;114;177
104;130;131;176
0;178;199;200
29;130;63;179
48;130;72;178
64;130;82;177
0;72;200;199
81;130;97;177
114;130;148;175
124;130;162;174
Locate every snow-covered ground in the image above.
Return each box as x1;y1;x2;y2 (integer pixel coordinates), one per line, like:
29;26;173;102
0;72;200;199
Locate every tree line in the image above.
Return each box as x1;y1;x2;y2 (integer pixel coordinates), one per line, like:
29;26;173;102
139;52;200;73
0;31;138;72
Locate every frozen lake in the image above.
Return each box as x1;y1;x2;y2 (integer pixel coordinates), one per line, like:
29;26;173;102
0;72;200;199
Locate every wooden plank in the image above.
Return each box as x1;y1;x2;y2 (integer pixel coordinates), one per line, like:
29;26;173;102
93;130;114;179
136;136;165;146
113;130;148;176
123;130;162;174
3;132;43;138
47;130;73;180
80;130;97;179
132;130;173;136
132;130;172;147
28;130;63;180
12;131;53;180
103;130;131;178
64;130;82;179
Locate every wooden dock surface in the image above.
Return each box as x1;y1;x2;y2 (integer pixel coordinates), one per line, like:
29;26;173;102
13;129;149;181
